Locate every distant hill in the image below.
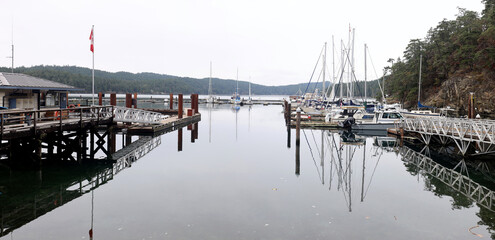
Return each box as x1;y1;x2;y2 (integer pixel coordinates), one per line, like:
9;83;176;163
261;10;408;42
0;65;381;97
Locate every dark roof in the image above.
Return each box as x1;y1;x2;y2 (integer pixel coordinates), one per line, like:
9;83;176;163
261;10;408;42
0;72;82;91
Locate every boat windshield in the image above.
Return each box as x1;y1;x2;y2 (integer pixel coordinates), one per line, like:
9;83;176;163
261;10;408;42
382;112;402;119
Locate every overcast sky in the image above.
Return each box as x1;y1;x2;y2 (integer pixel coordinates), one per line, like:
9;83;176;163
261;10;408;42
0;0;484;86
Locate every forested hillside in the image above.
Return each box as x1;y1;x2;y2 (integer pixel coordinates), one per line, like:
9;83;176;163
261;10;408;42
385;0;495;116
0;65;328;95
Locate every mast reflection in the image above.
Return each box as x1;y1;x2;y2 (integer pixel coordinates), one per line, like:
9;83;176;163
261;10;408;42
297;129;398;212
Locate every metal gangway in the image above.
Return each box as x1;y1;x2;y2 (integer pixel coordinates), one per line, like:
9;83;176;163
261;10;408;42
402;118;495;155
113;106;168;124
400;146;495;212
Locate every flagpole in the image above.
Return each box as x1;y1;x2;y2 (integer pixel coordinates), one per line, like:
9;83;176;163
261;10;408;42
92;25;95;106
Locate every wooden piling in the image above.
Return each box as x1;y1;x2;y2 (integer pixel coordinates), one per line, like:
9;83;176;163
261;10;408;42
110;93;117;106
296;108;301;147
98;92;103;106
170;93;174;110
125;93;132;108
468;92;475;119
178;94;183;119
133;93;138;108
195;94;199;113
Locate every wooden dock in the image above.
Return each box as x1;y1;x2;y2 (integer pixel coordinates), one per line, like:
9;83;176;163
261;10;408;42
0;103;201;165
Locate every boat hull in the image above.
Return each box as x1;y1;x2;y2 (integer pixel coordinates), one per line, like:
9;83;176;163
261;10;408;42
351;122;397;131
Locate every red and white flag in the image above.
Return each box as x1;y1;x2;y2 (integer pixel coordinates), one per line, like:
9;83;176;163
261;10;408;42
89;26;94;52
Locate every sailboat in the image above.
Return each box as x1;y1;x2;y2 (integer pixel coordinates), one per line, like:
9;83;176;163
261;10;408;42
231;68;242;108
244;80;253;105
400;54;440;118
207;61;215;103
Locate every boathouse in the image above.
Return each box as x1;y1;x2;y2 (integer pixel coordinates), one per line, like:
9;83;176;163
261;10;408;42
0;72;80;110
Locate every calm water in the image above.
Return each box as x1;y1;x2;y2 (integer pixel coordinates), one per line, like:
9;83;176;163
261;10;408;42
1;104;495;239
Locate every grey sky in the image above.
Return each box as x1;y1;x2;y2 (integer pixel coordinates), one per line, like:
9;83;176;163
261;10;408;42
0;0;484;86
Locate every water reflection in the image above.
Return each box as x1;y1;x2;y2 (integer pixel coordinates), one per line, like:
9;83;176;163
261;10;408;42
296;127;495;237
400;145;495;238
0;136;161;238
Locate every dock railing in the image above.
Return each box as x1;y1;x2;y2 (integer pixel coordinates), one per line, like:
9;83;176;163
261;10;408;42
401;117;495;155
113;106;168;124
0;105;114;139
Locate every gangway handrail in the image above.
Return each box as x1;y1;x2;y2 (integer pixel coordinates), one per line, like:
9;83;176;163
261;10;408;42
113;106;168;124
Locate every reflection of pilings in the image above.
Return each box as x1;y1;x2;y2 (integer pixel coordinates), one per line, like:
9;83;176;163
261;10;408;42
178;128;183;152
0;135;161;237
287;126;291;149
295;141;300;176
295;109;301;176
400;146;495;211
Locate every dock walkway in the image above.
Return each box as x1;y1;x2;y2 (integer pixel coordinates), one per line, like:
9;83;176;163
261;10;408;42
401;118;495;156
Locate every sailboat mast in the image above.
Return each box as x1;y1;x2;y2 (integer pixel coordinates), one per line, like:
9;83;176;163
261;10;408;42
208;61;213;98
351;28;355;100
332;35;335;98
340;40;344;100
249;79;251;100
418;54;422;109
364;43;367;104
323;42;326;99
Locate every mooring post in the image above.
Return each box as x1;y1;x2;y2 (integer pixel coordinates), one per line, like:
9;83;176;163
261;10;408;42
178;94;183;119
469;92;475;119
191;94;195;114
284;100;288;124
133;93;138;108
296;107;301;147
194;94;199;114
295;107;301;175
125;93;132;108
110;93;117;106
170;93;174;110
98;92;103;105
